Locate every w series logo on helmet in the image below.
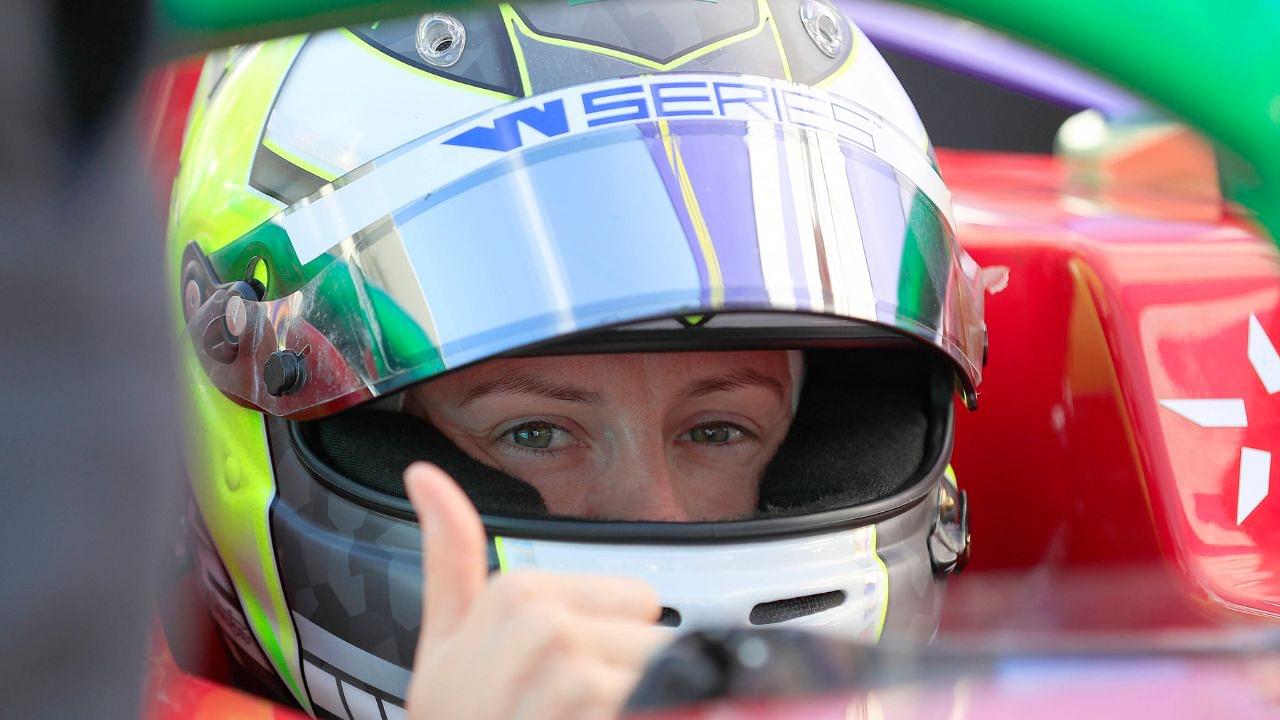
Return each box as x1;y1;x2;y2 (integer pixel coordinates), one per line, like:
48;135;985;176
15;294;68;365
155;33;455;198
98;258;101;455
276;74;950;266
443;75;879;154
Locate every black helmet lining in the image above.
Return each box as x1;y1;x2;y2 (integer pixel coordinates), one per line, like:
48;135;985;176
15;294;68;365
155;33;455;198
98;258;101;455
757;349;932;516
305;408;552;517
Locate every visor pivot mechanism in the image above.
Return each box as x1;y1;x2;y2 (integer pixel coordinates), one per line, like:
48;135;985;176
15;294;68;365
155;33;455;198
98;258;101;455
199;281;260;365
183;279;202;317
928;483;970;576
264;345;310;396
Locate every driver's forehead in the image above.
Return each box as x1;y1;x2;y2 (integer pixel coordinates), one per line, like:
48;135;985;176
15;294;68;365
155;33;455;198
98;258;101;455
419;350;792;401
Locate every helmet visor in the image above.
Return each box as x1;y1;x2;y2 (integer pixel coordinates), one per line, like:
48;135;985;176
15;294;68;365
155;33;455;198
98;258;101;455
183;75;983;419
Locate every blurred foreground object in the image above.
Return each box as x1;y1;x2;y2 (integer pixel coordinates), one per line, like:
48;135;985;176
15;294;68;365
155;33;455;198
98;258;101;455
0;0;180;719
624;628;1280;719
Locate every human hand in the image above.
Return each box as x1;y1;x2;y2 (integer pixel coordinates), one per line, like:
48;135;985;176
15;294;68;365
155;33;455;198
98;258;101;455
402;462;665;720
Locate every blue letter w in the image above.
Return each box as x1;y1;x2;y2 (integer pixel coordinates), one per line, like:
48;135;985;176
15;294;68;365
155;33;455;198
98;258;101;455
444;99;570;152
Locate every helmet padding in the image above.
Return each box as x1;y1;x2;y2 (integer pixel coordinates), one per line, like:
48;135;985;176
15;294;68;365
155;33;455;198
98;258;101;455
756;349;931;515
309;410;550;516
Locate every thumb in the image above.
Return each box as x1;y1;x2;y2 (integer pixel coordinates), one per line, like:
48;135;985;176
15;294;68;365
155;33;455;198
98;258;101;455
404;462;487;643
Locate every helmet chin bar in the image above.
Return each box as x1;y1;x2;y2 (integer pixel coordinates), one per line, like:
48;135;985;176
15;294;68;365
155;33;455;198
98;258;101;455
490;523;901;640
506;512;947;631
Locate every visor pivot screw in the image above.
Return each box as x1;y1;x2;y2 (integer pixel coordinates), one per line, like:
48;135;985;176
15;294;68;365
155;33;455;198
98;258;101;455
800;0;845;58
201;317;239;364
184;280;202;315
929;485;970;576
202;281;259;363
225;295;249;338
264;349;307;396
416;13;466;68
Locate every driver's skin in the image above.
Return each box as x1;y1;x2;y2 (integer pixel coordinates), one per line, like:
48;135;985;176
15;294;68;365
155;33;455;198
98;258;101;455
399;350;797;719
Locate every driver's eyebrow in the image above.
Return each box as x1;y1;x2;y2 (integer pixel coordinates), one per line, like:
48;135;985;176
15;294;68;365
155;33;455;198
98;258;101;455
682;367;785;400
458;374;602;407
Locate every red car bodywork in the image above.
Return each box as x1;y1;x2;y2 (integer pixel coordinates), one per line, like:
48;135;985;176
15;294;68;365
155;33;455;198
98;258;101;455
140;59;1280;718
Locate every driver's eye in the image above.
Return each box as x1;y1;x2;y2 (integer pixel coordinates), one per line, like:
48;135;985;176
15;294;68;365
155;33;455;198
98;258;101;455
686;424;744;444
506;422;562;450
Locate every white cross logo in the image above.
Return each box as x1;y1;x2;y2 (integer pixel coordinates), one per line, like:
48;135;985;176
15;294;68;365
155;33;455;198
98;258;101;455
1159;314;1280;525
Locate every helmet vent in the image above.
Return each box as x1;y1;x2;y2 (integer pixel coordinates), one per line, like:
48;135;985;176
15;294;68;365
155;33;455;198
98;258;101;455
799;0;844;58
416;13;466;68
657;607;682;628
748;590;846;625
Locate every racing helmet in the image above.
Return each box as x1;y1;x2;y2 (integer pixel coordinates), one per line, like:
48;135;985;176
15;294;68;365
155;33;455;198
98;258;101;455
171;0;985;715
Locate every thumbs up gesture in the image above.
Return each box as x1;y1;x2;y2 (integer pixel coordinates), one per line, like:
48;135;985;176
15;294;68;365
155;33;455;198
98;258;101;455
402;463;665;720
